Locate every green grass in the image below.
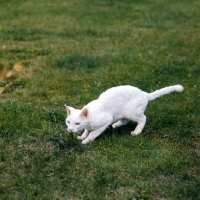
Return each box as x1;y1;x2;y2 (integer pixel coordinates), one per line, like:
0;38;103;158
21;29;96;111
0;0;200;199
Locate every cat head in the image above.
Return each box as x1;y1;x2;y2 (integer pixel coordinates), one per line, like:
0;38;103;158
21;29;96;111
64;105;88;133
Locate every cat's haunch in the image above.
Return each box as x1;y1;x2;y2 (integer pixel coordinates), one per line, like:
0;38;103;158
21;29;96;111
65;85;183;144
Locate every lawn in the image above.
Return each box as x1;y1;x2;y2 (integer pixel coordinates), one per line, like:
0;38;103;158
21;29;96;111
0;0;200;199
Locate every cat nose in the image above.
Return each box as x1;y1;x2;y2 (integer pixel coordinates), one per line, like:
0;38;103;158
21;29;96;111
68;128;73;132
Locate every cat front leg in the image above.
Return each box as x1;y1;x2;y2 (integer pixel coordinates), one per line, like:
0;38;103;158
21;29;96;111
77;129;89;141
82;125;108;144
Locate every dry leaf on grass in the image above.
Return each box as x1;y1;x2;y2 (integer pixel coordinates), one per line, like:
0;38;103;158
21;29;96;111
2;45;7;50
13;61;24;72
0;61;24;94
5;69;13;78
0;64;13;81
0;87;5;94
0;83;13;94
0;61;24;81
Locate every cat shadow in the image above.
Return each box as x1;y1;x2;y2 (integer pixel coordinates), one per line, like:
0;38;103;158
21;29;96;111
100;122;138;139
58;135;86;154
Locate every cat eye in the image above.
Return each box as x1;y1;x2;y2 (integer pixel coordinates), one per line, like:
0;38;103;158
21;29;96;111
67;121;70;124
75;123;80;125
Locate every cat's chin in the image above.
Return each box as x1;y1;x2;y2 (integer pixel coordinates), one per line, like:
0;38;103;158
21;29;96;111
67;129;77;134
68;129;85;134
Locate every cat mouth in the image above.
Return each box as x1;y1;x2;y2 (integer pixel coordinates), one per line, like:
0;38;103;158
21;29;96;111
67;129;77;133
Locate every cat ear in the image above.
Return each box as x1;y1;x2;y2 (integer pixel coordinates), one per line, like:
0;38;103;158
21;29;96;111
80;108;89;118
64;104;71;115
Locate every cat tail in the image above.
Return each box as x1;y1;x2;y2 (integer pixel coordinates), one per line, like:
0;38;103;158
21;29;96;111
147;85;184;101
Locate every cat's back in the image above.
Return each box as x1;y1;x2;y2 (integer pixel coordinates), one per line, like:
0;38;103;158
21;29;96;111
99;85;143;101
85;85;148;119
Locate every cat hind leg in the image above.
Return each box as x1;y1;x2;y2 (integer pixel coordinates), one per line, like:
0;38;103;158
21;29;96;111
112;119;128;128
131;115;146;136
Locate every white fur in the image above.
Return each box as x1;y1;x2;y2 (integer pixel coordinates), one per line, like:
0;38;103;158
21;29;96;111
65;85;183;144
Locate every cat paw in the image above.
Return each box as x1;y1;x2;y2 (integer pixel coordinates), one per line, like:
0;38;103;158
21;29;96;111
131;131;140;136
82;138;90;144
112;123;117;129
77;136;84;140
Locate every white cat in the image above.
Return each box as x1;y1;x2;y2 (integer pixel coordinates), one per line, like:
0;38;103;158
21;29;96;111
65;85;183;144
